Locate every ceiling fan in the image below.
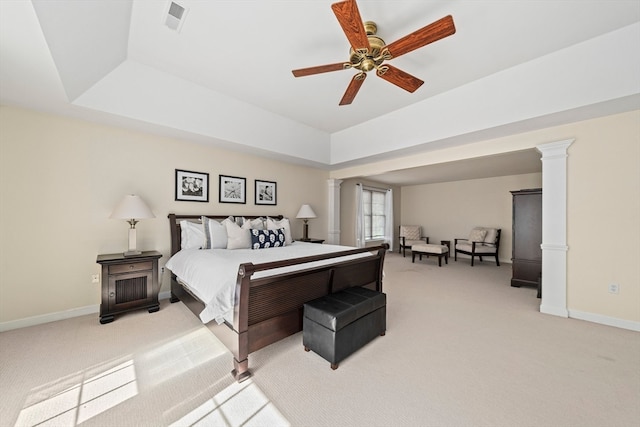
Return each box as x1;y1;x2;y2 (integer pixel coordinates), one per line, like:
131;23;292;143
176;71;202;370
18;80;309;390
292;0;456;105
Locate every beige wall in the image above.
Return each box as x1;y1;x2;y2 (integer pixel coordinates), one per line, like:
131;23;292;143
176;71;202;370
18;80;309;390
0;106;329;323
566;111;640;322
1;105;638;327
401;173;543;263
332;110;640;325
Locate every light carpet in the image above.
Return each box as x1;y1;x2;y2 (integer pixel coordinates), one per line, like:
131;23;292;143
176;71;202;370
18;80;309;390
1;252;639;427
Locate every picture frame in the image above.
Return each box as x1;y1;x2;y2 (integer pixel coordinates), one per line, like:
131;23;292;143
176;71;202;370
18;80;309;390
255;179;277;205
219;175;246;204
175;169;209;202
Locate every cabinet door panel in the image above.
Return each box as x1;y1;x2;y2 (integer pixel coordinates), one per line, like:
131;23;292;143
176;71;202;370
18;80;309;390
108;271;153;311
513;193;542;261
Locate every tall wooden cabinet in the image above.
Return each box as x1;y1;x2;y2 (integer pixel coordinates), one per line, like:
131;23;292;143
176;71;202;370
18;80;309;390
510;189;542;290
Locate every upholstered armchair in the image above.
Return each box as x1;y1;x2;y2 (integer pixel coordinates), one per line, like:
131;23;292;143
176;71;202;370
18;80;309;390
398;225;429;257
454;228;501;266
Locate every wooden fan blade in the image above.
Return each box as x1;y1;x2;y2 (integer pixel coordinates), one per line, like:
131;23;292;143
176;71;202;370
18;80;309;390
339;73;367;105
331;0;370;52
385;15;456;59
292;63;347;77
377;64;424;93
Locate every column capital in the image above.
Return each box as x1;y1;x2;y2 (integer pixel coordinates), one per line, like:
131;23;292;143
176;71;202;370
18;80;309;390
536;138;574;159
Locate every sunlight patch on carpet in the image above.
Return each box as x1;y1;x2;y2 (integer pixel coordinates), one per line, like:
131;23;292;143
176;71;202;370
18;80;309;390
169;379;290;427
137;327;228;388
15;358;137;426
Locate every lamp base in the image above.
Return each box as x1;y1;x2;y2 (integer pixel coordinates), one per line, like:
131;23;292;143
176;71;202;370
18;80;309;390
124;228;142;257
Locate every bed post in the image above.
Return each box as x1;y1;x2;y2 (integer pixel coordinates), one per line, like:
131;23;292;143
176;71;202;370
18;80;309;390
376;244;389;292
231;262;255;382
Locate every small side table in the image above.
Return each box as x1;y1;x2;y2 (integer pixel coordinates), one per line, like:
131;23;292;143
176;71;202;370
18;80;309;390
440;240;451;252
96;251;162;324
299;238;325;244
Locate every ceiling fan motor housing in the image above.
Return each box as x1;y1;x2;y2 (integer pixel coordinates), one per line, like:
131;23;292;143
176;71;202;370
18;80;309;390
349;21;386;72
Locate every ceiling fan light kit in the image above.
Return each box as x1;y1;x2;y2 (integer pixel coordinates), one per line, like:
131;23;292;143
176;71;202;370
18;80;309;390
292;0;456;105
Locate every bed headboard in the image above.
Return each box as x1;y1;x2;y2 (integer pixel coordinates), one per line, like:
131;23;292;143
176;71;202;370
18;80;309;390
168;213;284;256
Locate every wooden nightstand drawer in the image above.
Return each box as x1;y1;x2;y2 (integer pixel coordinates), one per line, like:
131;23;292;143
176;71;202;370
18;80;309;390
108;261;152;275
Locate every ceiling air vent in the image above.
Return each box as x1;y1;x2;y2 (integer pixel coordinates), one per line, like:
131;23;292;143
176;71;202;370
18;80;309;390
165;1;187;32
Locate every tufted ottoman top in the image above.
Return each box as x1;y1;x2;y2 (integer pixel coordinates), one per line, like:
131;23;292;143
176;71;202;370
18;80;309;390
304;287;386;332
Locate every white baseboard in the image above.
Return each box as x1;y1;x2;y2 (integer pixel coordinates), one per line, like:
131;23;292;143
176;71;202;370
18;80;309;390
3;293;636;333
568;309;640;332
0;291;174;332
0;304;99;332
540;304;569;318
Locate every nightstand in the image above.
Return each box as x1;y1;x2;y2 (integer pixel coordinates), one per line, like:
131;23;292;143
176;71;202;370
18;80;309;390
299;238;325;244
96;251;162;324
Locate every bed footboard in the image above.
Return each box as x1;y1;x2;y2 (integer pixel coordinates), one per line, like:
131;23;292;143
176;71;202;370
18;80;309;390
230;245;387;381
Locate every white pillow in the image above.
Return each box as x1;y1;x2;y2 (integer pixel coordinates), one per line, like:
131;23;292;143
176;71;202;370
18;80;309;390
201;216;228;249
400;225;421;241
242;217;265;230
266;217;293;244
180;220;205;250
483;228;498;245
468;227;487;243
223;217;252;249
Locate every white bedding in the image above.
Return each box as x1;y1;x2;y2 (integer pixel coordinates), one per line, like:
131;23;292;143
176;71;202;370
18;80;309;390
165;242;365;324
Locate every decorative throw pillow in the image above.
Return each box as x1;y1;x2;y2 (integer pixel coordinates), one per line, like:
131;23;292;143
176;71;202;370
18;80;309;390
251;228;286;249
468;227;487;243
483;228;498;245
266;217;293;244
180;220;205;250
201;216;228;249
223;217;252;249
400;225;421;241
242;217;265;230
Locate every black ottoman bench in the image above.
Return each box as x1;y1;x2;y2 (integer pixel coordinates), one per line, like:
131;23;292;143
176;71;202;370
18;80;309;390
303;286;386;370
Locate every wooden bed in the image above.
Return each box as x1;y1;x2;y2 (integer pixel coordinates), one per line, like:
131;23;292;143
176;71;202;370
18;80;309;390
168;213;388;382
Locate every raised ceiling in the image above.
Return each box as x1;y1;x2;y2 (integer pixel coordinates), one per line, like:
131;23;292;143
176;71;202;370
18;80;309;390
1;1;639;183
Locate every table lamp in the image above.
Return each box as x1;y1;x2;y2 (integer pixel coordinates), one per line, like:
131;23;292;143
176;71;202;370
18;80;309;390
110;194;155;256
296;204;317;240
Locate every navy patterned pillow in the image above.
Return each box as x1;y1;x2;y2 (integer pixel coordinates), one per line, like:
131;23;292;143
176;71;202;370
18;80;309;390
250;228;286;249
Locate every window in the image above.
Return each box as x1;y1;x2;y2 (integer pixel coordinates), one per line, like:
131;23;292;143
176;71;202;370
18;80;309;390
362;188;386;241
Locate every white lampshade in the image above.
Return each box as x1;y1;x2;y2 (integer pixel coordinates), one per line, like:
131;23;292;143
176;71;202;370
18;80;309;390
110;195;154;257
296;204;317;219
110;195;155;220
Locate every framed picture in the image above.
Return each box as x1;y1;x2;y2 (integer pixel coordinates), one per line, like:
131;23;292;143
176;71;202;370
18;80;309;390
219;175;246;204
255;179;277;205
175;169;209;202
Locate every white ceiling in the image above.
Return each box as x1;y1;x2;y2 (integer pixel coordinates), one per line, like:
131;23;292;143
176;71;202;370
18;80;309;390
1;0;639;185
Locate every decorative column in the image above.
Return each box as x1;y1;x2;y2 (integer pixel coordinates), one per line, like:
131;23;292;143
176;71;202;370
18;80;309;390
327;179;343;245
536;139;574;317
